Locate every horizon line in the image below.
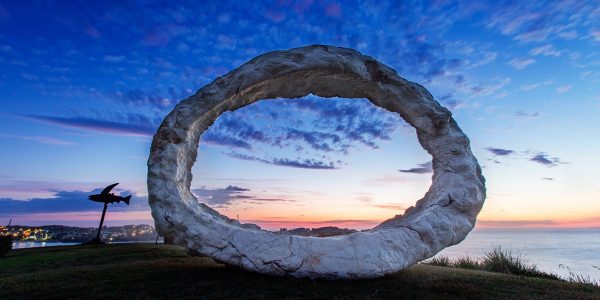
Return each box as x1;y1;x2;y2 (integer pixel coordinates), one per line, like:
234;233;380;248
2;223;599;231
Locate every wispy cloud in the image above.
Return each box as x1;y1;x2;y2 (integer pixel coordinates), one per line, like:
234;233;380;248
591;30;600;41
107;88;186;110
364;174;415;186
103;55;125;63
530;153;562;167
484;148;566;168
459;77;512;98
485;1;599;43
192;185;295;207
371;203;406;210
202;132;252;150
513;111;540;120
529;44;561;57
0;133;73;145
271;157;339;169
226;152;340;170
477;216;600;228
199;97;401;168
520;79;553;91
520;83;541;91
399;161;433;174
508;58;536;70
0;178;149;200
556;85;573;94
0;189;148;215
192;185;251;207
477;219;559;228
25;115;156;137
21;73;38;80
485;147;514;156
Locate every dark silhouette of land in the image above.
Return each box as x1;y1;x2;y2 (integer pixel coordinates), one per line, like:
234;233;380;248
0;219;13;258
0;235;12;258
2;224;156;242
278;226;357;237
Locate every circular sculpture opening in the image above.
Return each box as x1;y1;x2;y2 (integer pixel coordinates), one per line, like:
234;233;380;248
148;45;486;278
192;95;434;230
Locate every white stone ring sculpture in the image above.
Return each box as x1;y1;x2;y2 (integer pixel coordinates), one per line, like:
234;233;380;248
147;45;486;279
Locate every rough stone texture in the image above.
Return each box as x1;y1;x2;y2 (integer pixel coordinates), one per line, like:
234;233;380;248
147;45;486;279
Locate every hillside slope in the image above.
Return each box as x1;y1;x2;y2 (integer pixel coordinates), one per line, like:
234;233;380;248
0;244;598;299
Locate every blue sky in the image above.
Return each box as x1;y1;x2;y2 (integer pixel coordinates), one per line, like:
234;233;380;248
0;1;599;229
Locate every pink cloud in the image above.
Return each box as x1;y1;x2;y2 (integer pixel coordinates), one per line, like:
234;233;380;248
0;133;74;145
371;204;406;211
363;174;417;186
477;216;600;229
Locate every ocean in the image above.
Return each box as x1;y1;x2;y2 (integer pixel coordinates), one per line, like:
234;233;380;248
12;228;600;282
12;240;158;249
13;241;78;249
435;228;600;282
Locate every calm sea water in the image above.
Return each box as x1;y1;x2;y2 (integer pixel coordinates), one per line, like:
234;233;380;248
12;241;158;249
13;229;600;282
435;228;600;282
13;241;78;249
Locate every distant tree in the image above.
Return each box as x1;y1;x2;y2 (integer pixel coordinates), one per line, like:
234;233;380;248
0;235;13;258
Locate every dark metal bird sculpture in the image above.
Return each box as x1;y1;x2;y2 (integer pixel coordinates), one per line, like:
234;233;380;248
88;183;131;205
85;183;131;244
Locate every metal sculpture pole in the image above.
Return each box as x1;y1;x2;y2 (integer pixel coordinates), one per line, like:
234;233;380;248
95;203;108;240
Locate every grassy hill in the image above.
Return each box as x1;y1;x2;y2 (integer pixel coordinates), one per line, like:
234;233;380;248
0;244;598;299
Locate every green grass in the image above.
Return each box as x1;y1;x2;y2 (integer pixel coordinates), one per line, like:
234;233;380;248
0;244;599;299
560;264;600;287
427;255;452;267
424;247;562;281
482;247;559;280
452;255;482;270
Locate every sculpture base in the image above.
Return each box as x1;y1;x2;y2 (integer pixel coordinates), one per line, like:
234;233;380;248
82;238;104;245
